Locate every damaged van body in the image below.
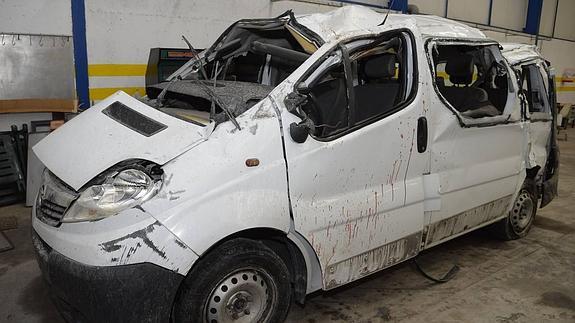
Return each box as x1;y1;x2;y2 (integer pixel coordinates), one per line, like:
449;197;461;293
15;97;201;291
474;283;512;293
31;6;558;323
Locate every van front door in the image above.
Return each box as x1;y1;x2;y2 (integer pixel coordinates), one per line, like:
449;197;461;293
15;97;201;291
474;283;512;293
275;32;429;289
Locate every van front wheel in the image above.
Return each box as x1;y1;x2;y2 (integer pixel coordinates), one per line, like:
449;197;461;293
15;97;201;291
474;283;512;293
173;238;292;323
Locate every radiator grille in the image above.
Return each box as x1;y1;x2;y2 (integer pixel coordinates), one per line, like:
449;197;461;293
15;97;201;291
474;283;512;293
35;171;78;227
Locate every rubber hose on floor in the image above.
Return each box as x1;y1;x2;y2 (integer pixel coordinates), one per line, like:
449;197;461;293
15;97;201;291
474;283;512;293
413;257;460;283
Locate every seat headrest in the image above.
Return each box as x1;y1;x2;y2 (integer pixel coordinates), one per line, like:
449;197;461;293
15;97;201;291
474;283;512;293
363;54;397;79
445;54;474;85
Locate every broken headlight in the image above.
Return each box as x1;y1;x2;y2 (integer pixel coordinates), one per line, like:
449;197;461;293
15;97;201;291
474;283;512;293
63;169;161;223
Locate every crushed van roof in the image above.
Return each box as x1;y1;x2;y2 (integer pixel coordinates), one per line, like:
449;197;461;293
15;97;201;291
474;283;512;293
501;43;543;65
296;5;487;43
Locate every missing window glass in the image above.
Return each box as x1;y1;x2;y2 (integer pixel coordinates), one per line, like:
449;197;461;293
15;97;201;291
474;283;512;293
433;44;509;119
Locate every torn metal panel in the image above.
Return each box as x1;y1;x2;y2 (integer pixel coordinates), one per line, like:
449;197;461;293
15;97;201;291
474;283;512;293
528;122;552;170
501;43;543;67
295;6;486;44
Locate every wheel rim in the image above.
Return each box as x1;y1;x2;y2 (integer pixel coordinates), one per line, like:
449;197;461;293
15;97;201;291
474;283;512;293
510;190;534;234
205;268;277;323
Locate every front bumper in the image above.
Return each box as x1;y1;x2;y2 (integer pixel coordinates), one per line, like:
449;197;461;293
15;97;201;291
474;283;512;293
32;230;183;323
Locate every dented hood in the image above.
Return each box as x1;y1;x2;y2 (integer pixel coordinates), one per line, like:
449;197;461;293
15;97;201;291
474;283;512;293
33;91;209;190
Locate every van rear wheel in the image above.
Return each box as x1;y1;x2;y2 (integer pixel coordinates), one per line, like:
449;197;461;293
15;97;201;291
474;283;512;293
490;179;537;240
173;238;292;323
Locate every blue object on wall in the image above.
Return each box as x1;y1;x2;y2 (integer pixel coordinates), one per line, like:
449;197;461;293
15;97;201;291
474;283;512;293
71;0;90;109
389;0;408;13
524;0;543;35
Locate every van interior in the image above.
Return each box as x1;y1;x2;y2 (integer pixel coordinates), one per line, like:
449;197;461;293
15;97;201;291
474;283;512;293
298;34;410;137
432;45;509;119
146;18;315;124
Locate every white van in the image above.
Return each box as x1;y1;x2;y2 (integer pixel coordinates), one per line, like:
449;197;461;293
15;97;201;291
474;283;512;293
31;6;558;323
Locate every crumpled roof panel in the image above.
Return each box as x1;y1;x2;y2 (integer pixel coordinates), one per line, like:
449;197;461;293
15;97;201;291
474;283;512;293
296;6;487;42
501;43;542;65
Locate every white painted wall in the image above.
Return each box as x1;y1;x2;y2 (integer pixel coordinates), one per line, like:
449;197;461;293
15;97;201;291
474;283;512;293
447;0;491;24
0;0;72;35
539;0;558;37
409;0;446;16
491;0;528;31
555;0;575;41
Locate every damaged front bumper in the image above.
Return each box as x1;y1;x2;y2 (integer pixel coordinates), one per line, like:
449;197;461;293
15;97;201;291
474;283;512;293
31;195;199;322
32;230;183;323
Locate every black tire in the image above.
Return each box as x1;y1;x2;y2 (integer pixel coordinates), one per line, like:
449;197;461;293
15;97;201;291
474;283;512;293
489;179;538;240
173;238;292;323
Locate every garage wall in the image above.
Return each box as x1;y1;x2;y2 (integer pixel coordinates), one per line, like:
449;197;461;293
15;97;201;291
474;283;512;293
0;0;573;104
554;0;575;41
0;0;72;35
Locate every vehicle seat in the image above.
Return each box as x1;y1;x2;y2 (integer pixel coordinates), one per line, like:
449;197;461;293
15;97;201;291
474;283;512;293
354;54;400;122
309;76;348;136
438;54;496;115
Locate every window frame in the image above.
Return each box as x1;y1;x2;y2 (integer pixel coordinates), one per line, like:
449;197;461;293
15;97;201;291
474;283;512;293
425;38;518;128
522;63;553;122
292;28;419;142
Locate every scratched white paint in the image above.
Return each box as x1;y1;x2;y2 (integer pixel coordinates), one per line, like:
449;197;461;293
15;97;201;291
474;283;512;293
32;6;556;296
142;99;292;254
32;205;198;273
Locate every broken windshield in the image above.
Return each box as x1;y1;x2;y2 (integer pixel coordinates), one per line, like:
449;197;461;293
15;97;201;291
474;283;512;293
146;13;318;127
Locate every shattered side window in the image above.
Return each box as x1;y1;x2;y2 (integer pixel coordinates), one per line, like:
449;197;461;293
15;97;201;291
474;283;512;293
432;44;510;120
299;51;350;137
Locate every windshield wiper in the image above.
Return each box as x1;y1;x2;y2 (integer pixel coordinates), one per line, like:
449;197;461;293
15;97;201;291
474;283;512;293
156;75;180;108
182;35;209;81
182;35;241;131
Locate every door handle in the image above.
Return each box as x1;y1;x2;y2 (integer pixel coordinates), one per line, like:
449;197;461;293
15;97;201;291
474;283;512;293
417;117;428;153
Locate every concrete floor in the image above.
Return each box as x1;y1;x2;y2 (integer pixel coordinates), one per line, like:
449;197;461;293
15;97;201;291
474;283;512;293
1;128;574;323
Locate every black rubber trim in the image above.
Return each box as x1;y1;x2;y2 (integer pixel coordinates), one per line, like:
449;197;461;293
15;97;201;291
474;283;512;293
32;230;183;323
